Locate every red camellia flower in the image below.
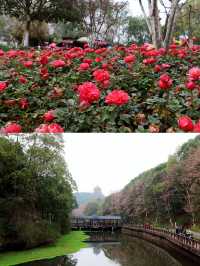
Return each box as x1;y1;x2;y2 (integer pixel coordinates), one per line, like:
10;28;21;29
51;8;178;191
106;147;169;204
51;60;65;68
78;82;100;104
35;123;64;133
188;67;200;81
186;81;196;90
35;124;49;133
1;123;22;133
40;67;49;80
48;123;64;133
95;57;103;63
83;58;93;64
158;74;173;89
124;54;136;64
0;82;7;92
19;76;28;84
178;116;194;132
23;61;33;68
105;90;129;106
161;63;171;69
154;65;162;72
93;69;110;83
193;121;200;132
0;49;4;56
40;55;49;65
19;98;29;109
79;63;90;71
143;57;157;65
7;50;18;58
43;110;56;122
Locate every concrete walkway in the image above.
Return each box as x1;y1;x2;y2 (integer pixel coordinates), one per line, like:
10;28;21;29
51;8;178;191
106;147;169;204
191;231;200;240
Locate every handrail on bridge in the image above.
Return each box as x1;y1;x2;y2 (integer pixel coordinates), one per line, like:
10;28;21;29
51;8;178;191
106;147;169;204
123;224;200;254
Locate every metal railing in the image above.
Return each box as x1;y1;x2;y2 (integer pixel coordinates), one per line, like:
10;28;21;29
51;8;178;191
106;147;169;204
123;224;200;255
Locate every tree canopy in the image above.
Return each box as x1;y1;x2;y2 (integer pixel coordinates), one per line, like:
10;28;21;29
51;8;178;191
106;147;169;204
0;0;80;46
101;136;200;226
0;134;76;250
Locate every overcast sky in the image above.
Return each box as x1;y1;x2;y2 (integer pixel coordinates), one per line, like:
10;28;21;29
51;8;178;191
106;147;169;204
64;134;199;196
125;0;167;22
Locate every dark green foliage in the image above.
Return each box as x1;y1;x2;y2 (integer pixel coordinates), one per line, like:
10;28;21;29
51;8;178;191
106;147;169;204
127;16;151;44
0;134;75;250
0;0;80;24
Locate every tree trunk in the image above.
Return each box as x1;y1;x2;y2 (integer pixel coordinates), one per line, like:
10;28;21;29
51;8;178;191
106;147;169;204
164;0;179;49
150;0;163;48
23;21;31;48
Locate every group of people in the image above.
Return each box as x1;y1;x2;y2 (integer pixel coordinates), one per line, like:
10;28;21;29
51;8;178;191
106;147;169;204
175;225;193;239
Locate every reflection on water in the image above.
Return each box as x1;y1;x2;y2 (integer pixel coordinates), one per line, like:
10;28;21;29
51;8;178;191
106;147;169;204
19;233;198;266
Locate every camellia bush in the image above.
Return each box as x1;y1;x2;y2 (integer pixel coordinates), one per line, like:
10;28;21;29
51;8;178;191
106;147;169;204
0;43;200;132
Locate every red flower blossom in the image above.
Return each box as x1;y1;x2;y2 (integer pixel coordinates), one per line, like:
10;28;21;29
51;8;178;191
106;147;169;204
0;49;4;56
83;58;93;64
105;90;129;106
188;67;200;81
93;69;110;83
78;82;100;104
154;65;162;72
193;121;200;132
161;63;171;69
1;123;22;133
51;60;65;68
143;57;157;65
19;76;28;84
40;67;49;80
19;98;29;109
43;110;56;122
23;61;33;68
124;54;136;64
0;82;7;92
35;124;49;133
7;50;18;58
79;63;90;71
48;123;64;133
158;74;173;89
178;116;194;132
35;123;64;133
40;55;49;65
186;81;196;90
95;57;103;63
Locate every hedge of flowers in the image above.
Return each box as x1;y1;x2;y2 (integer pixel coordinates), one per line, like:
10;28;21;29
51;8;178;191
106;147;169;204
1;43;200;132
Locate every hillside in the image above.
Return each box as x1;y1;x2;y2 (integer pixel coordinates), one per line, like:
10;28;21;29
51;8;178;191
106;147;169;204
102;135;200;227
74;186;104;206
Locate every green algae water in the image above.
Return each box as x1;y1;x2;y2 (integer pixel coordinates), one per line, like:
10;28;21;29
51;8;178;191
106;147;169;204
0;231;88;266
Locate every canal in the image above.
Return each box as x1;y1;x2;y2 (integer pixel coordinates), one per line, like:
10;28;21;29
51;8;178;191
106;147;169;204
18;232;199;266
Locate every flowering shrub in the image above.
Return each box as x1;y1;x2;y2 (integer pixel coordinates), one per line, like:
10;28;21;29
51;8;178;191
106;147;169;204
1;43;200;132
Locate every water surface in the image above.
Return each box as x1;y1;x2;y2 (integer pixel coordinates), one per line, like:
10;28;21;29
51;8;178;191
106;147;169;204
19;232;199;266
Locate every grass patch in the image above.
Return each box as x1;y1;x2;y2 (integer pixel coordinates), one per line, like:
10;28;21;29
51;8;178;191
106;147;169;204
0;231;88;266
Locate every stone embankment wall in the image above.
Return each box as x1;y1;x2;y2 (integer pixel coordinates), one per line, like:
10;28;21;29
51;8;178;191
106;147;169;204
122;226;200;265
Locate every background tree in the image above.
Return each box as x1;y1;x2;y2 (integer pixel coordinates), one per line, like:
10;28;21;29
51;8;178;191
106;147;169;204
0;134;76;250
126;16;151;44
77;0;128;43
174;0;200;42
138;0;187;48
100;136;200;228
0;0;80;47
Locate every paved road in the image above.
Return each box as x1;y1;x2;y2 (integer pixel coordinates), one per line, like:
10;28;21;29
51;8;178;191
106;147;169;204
191;231;200;240
170;229;200;240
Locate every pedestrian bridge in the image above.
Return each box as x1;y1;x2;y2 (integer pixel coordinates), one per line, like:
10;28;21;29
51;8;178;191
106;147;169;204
71;215;122;230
